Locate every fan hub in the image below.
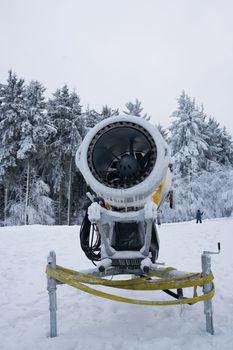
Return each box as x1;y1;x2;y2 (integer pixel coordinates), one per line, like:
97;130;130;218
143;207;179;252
117;155;141;178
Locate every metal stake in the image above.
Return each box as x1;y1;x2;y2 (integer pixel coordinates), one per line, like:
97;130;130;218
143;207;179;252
201;253;214;335
47;251;57;337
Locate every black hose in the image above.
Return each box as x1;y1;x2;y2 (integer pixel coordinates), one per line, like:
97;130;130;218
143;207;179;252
80;209;101;265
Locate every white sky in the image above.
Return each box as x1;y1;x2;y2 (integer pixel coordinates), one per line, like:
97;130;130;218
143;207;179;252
1;0;233;134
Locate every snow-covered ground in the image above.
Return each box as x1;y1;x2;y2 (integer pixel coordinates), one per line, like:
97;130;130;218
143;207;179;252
0;219;233;350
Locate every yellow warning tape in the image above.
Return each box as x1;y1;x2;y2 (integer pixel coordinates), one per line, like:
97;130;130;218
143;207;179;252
47;265;213;290
46;265;215;306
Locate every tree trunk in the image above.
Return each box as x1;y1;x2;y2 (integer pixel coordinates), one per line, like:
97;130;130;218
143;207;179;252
58;181;63;225
0;184;4;224
4;184;9;226
67;158;73;225
4;170;12;226
53;192;59;225
24;154;32;225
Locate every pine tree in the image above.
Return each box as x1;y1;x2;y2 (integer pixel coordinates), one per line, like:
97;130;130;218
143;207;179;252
6;175;54;225
204;117;233;168
218;126;233;166
84;105;102;129
169;91;208;178
0;71;25;224
15;80;51;224
124;98;150;120
162;91;233;222
156;123;169;143
204;117;223;167
46;85;84;225
100;105;119;119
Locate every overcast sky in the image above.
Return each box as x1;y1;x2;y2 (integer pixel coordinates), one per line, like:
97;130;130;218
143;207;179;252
1;0;233;134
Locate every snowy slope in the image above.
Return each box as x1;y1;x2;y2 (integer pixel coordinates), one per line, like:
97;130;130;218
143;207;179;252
0;219;233;350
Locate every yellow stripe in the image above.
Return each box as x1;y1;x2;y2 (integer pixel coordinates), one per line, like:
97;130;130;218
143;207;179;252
152;173;167;205
46;265;214;306
47;266;213;290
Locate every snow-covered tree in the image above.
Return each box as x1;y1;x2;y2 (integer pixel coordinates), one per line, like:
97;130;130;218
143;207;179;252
84;105;118;131
124;98;150;120
203;117;233;168
161;91;233;223
0;71;25;224
6;176;54;225
203;117;222;166
100;105;119;119
16;80;50;224
0;72;25;174
217;126;233;166
46;85;84;224
84;106;102;129
156;123;169;143
169;91;208;178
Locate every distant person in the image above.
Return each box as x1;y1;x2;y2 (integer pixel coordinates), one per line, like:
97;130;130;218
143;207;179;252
196;209;203;224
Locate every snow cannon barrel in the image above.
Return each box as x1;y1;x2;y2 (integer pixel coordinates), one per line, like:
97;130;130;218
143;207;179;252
75;115;171;208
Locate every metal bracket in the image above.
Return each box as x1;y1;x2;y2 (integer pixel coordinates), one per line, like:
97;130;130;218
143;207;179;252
203;242;221;255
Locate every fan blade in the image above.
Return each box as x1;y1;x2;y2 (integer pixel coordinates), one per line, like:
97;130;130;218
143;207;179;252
139;150;151;168
109;150;121;161
129;139;135;158
97;146;121;162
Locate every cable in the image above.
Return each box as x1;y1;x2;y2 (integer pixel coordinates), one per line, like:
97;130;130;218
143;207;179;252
80;209;101;265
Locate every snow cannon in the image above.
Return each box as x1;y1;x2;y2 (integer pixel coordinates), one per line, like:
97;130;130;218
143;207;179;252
76;115;173;272
76;115;171;208
46;116;216;338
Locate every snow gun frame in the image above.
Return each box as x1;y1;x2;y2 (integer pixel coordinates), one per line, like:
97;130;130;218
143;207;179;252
46;115;220;337
46;243;220;338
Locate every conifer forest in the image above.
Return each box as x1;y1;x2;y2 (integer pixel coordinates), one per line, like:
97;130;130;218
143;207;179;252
1;71;233;226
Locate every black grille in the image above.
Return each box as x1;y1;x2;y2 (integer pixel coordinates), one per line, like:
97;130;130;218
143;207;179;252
111;258;143;269
87;121;157;189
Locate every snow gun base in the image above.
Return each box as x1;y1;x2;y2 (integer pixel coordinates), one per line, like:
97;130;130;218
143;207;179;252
46;248;217;338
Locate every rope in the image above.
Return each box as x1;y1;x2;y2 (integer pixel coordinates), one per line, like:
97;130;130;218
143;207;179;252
46;265;215;306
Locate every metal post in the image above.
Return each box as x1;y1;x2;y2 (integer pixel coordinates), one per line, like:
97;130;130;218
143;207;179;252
201;253;214;335
47;251;57;337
